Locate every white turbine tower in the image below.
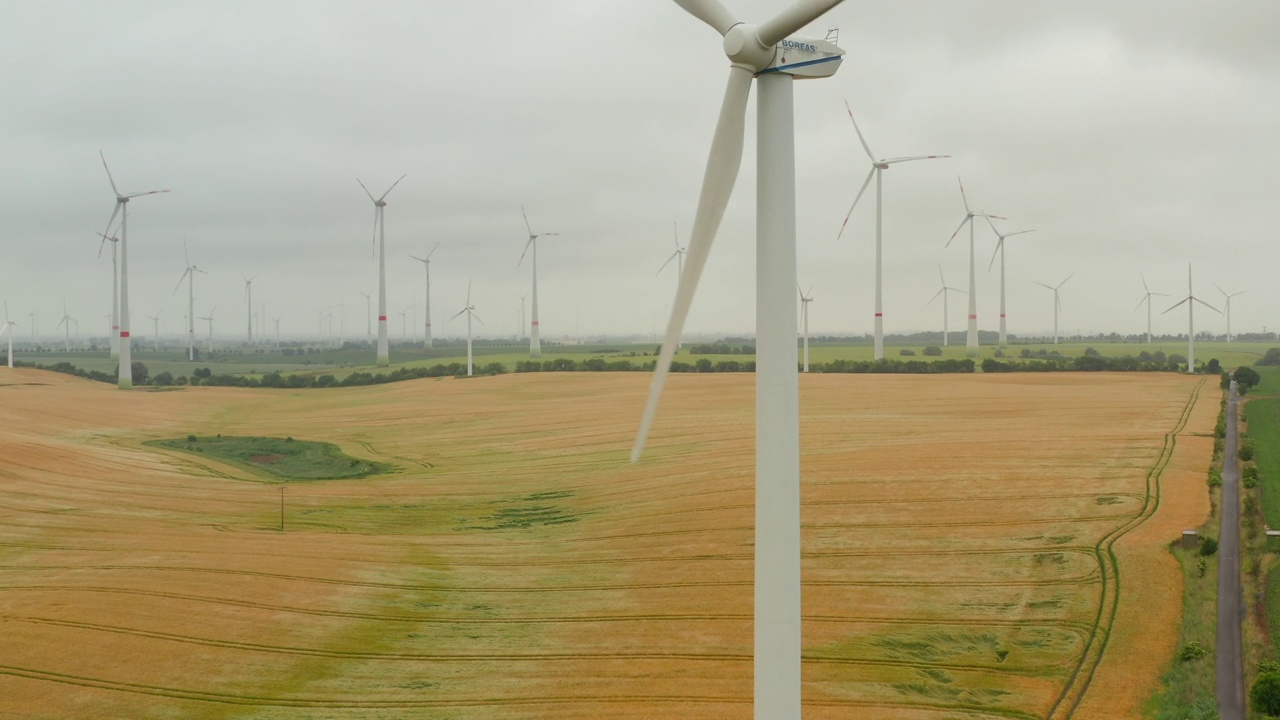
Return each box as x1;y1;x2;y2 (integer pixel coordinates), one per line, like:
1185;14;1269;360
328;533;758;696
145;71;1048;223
359;291;372;344
451;282;483;377
243;274;258;345
1034;274;1073;344
1215;284;1246;343
148;311;162;351
98;152;168;388
519;206;558;358
945;178;1003;357
272;315;282;349
2;303;15;368
173;245;205;361
357;174;405;367
632;3;845;718
928;264;965;347
410;242;441;349
198;307;217;352
516;293;527;340
984;218;1034;348
798;284;813;372
95;228;121;359
1134;274;1168;344
57;302;73;352
657;217;688;286
838;102;948;360
1163;266;1218;372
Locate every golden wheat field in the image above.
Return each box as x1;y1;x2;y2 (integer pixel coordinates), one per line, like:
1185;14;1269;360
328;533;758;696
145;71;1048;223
0;368;1214;719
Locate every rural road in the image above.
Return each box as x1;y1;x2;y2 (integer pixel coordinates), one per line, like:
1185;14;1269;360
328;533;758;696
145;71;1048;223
1218;380;1244;719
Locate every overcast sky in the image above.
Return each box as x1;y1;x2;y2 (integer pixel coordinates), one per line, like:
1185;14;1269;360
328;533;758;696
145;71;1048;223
2;1;1277;342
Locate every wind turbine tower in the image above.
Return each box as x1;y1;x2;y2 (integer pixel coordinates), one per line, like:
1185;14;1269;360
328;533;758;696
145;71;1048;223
984;218;1034;347
451;282;483;376
1163;266;1218;372
519;206;558;358
1134;274;1167;344
945;178;1002;357
57;302;73;352
410;242;441;348
272;315;282;348
359;291;372;344
148;312;162;351
243;274;258;345
174;245;205;361
798;284;813;372
632;3;845;718
838;103;948;360
928;264;965;347
357;175;404;367
97;152;168;388
2;303;16;368
1215;284;1247;342
1034;274;1073;344
198;307;217;352
96;229;121;359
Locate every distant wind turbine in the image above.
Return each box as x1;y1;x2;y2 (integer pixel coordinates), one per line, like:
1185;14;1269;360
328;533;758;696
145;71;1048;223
272;315;282;348
839;102;949;360
148;311;162;351
1034;274;1074;344
946;178;1003;357
198;307;217;352
56;302;74;352
95;227;121;359
359;291;372;344
451;281;483;377
243;274;258;345
357;174;405;367
929;264;966;347
410;242;441;349
1162;266;1218;372
1133;274;1168;344
798;284;813;372
984;218;1034;347
2;303;15;368
1214;284;1247;343
173;243;205;361
519;206;558;358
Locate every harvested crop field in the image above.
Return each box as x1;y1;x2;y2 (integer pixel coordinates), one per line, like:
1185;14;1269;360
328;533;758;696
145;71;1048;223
0;369;1214;718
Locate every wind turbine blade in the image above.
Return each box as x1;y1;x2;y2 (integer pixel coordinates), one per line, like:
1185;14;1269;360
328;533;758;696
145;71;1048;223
1057;273;1074;290
835;167;875;242
518;237;534;266
99;203;122;257
521;205;534;236
1214;282;1226;297
672;218;680;250
410;255;426;263
172;269;190;295
472;311;485;326
356;178;376;203
956;176;971;213
945;216;969;248
451;308;467;320
986;238;1003;272
928;287;944;305
1141;273;1150;295
634;64;752;463
1033;281;1055;290
99;151;120;196
184;240;190;268
427;241;441;260
1134;295;1149;312
672;0;740;36
123;189;170;199
843;101;876;162
1193;297;1221;313
975;212;1007;221
758;0;844;47
377;173;406;202
938;262;946;285
1161;297;1190;315
371;207;379;256
657;250;680;276
882;155;951;164
466;280;472;306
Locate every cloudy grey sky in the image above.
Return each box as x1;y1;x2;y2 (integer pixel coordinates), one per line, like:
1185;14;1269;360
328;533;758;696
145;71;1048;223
2;1;1277;342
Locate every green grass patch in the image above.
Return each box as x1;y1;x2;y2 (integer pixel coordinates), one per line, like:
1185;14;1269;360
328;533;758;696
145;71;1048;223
1146;544;1219;719
1252;366;1280;397
147;435;393;480
1246;398;1280;528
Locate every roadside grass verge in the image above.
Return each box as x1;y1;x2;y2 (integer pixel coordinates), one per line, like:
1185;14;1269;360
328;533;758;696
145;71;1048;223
146;435;393;480
1245;399;1280;529
1146;542;1219;719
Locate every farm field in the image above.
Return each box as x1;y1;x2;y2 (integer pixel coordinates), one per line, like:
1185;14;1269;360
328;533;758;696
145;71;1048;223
0;368;1215;718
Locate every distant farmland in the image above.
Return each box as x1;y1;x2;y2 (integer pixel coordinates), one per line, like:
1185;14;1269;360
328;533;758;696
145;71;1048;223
0;369;1214;718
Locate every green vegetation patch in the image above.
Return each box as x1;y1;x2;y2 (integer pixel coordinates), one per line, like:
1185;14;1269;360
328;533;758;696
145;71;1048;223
1245;398;1280;527
454;490;583;532
147;435;393;480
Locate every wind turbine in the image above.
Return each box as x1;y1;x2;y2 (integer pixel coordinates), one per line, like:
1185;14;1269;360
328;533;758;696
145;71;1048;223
1163;266;1219;372
984;218;1034;347
1034;274;1073;344
658;219;689;350
147;311;162;351
1214;284;1247;342
632;3;845;718
410;242;441;349
519;206;558;358
798;284;813;372
837;102;948;360
451;281;483;377
945;178;1003;357
98;152;168;389
95;227;121;359
357;174;405;367
243;274;258;345
398;307;408;339
173;245;205;361
1134;274;1168;344
198;307;217;352
272;315;282;349
359;291;372;344
2;303;15;368
57;302;73;352
928;264;965;347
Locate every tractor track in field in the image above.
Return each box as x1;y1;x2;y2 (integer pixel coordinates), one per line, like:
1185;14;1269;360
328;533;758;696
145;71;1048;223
1045;378;1203;719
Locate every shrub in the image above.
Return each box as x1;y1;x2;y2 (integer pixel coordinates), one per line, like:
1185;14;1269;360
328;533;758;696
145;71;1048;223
1259;348;1280;366
1199;537;1219;556
1084;347;1101;357
1208;468;1222;488
153;371;174;386
1251;671;1280;715
1206;358;1222;374
186;434;197;443
1180;641;1208;661
1261;659;1280;674
1241;440;1255;462
1197;558;1207;577
899;349;916;356
922;346;943;357
1235;366;1262;392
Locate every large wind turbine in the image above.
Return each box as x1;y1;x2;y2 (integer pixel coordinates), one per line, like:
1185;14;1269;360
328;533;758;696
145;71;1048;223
173;245;205;361
95;228;121;359
1162;266;1218;372
928;264;965;347
984;218;1034;347
2;303;15;368
1134;274;1167;344
243;274;258;345
410;242;441;349
519;206;558;358
632;3;845;718
798;284;813;372
451;282;483;377
838;103;948;360
98;153;168;388
357;174;405;367
1214;284;1247;342
1034;274;1073;344
57;302;73;352
945;178;1002;357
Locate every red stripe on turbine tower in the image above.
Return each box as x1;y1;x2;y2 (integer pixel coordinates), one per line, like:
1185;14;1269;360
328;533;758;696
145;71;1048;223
968;314;977;320
378;315;387;321
1000;313;1007;318
120;331;130;338
874;313;883;317
531;321;540;326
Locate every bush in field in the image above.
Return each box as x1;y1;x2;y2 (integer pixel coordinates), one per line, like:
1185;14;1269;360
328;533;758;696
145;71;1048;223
1206;358;1222;374
1241;440;1255;462
153;371;174;386
1179;641;1208;661
1084;347;1101;357
1259;348;1280;366
1235;366;1262;392
1208;468;1222;488
922;346;943;357
899;349;916;356
1199;537;1219;556
1251;671;1280;715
